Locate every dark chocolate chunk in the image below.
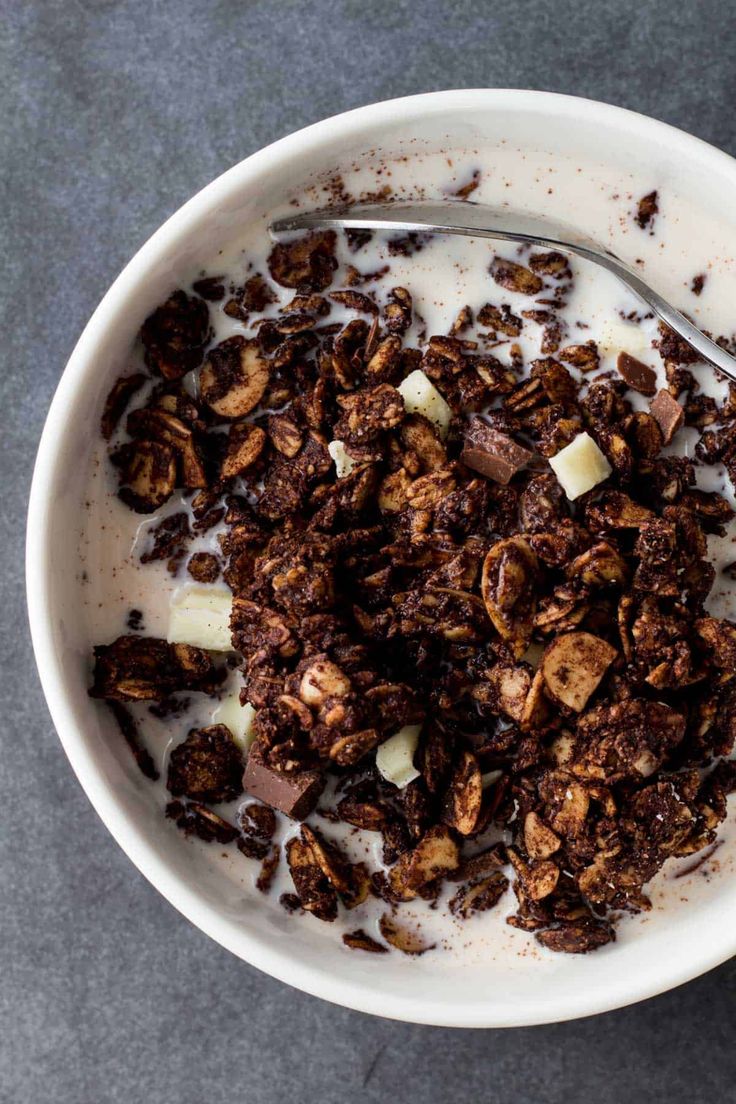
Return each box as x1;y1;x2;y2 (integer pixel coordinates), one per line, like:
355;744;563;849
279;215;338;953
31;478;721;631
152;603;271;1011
616;352;657;396
243;742;325;820
461;418;533;485
649;389;685;444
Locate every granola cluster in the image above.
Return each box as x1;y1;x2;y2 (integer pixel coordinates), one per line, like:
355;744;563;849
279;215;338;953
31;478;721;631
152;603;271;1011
92;225;736;956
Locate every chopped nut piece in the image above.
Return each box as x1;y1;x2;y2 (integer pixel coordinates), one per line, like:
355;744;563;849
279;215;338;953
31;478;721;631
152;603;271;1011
166;800;238;844
541;632;617;712
299;657;351;707
482;662;532;722
329;728;382;767
243;742;324;820
328;439;356;479
508;848;560;900
400;414;447;471
220;423;267;480
537;921;614;954
523;812;560;860
268;412;303;458
481;537;539;659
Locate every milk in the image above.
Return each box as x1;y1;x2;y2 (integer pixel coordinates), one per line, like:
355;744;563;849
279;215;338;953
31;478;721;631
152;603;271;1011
79;146;736;960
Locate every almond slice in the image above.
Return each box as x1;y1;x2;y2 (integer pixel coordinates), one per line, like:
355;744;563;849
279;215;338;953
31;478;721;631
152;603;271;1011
541;631;617;712
388;825;460;901
442;750;482;836
379;913;435;955
200;336;270;418
523;811;561;860
481;536;539;659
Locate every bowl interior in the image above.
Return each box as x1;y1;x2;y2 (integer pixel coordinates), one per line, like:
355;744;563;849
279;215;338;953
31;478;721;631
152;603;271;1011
28;90;736;1026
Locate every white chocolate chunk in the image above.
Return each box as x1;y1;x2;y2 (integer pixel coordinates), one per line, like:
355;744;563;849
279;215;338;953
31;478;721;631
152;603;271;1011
213;695;257;754
549;432;612;501
375;724;422;789
397;369;451;438
167;585;233;652
328;439;356;479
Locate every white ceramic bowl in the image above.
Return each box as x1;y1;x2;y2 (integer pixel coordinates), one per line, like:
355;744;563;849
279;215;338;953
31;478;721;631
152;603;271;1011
27;90;736;1027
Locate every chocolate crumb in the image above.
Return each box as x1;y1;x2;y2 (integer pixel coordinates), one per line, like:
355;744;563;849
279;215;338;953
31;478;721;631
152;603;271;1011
635;190;659;230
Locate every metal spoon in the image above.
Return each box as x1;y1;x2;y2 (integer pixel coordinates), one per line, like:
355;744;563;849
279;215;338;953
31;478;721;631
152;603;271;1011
271;200;736;384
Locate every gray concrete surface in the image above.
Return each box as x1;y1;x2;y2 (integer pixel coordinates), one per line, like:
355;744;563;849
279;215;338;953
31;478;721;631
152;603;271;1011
3;1;736;1101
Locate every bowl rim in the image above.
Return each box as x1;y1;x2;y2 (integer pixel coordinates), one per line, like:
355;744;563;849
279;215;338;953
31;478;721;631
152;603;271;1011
26;88;736;1027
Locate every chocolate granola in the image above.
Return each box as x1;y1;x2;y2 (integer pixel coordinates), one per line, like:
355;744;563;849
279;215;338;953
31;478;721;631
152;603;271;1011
91;225;736;957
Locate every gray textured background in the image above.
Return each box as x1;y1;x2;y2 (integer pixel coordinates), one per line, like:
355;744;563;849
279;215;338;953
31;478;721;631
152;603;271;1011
3;1;736;1101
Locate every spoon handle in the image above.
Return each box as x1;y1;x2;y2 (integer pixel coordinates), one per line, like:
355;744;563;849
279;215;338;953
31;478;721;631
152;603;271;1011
271;201;736;385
